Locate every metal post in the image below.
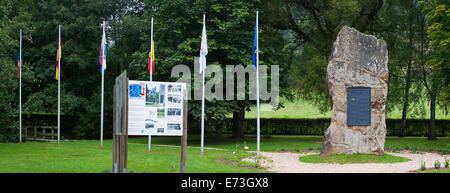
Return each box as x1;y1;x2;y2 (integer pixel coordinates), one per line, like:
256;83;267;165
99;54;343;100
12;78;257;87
113;84;117;173
256;10;260;159
100;21;106;148
200;13;206;155
150;17;153;82
19;29;22;143
180;89;188;173
57;24;61;144
148;16;154;152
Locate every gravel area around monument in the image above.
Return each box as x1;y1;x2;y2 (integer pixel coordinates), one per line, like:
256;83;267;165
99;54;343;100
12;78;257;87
244;151;448;173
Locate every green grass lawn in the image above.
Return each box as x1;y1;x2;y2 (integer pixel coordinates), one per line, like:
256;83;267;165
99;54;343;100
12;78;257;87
299;153;411;164
242;99;449;119
0;139;263;173
134;135;450;153
420;168;450;173
0;135;448;173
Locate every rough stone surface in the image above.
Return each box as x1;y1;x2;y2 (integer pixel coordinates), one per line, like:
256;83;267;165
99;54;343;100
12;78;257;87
320;26;389;156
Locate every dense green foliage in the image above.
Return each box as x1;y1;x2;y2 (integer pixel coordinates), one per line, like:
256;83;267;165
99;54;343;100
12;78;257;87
0;0;33;141
222;118;449;137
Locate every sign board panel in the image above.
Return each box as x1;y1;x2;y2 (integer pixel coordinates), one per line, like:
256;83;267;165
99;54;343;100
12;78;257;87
128;80;186;136
347;87;371;126
114;71;127;135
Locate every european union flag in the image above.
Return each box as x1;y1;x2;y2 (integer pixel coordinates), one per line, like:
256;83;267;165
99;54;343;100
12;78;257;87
252;21;257;70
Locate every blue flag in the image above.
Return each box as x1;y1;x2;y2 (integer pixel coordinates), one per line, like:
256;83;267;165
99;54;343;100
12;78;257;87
252;20;257;70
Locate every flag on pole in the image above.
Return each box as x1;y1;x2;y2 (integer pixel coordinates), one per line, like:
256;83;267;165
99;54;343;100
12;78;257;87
252;20;258;70
148;40;155;74
99;23;107;73
254;10;261;159
55;33;61;80
199;13;207;154
17;48;21;76
199;17;208;73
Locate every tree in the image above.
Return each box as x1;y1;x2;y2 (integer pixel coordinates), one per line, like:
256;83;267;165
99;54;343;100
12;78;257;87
125;0;289;139
263;0;385;112
378;0;428;137
22;0;130;139
419;0;449;139
0;0;33;141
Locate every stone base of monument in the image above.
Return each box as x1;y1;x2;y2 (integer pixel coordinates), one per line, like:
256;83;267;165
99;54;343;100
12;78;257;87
320;26;389;156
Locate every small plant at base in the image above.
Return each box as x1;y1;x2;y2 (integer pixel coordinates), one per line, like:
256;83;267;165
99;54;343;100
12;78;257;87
444;157;449;168
255;158;261;168
420;161;426;171
235;144;241;154
412;147;418;154
170;165;176;173
434;160;441;169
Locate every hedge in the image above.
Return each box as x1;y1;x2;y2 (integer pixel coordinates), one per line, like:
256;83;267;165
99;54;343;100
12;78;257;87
21;114;449;139
22;113;79;139
223;118;449;137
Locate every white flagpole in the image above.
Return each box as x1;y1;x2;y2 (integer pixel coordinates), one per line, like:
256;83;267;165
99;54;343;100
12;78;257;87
100;21;105;148
200;12;206;155
150;17;153;82
256;10;260;159
19;29;22;144
57;24;61;144
148;16;153;152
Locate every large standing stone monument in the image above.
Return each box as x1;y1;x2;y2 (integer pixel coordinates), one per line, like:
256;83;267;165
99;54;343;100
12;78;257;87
320;26;389;156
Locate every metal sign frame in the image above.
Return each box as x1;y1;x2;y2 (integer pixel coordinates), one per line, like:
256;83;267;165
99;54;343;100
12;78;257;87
113;71;128;173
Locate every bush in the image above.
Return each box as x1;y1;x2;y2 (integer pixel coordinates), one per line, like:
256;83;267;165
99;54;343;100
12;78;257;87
222;118;449;137
420;161;427;171
434;160;441;169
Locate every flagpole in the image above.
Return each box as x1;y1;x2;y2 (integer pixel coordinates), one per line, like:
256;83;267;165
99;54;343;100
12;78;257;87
200;12;206;155
100;21;105;148
148;16;153;152
256;10;260;159
57;24;61;144
19;29;22;144
101;65;104;147
150;17;153;82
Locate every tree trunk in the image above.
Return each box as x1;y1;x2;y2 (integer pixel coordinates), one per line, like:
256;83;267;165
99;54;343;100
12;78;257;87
232;102;245;138
428;93;437;140
400;62;412;137
401;13;415;137
215;120;223;141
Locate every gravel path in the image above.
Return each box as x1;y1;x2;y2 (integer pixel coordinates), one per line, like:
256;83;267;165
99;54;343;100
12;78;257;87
246;151;448;173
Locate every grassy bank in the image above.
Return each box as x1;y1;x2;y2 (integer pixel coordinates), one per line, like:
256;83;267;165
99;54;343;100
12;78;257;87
0;135;448;173
299;153;411;164
242;99;449;119
0;139;262;173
